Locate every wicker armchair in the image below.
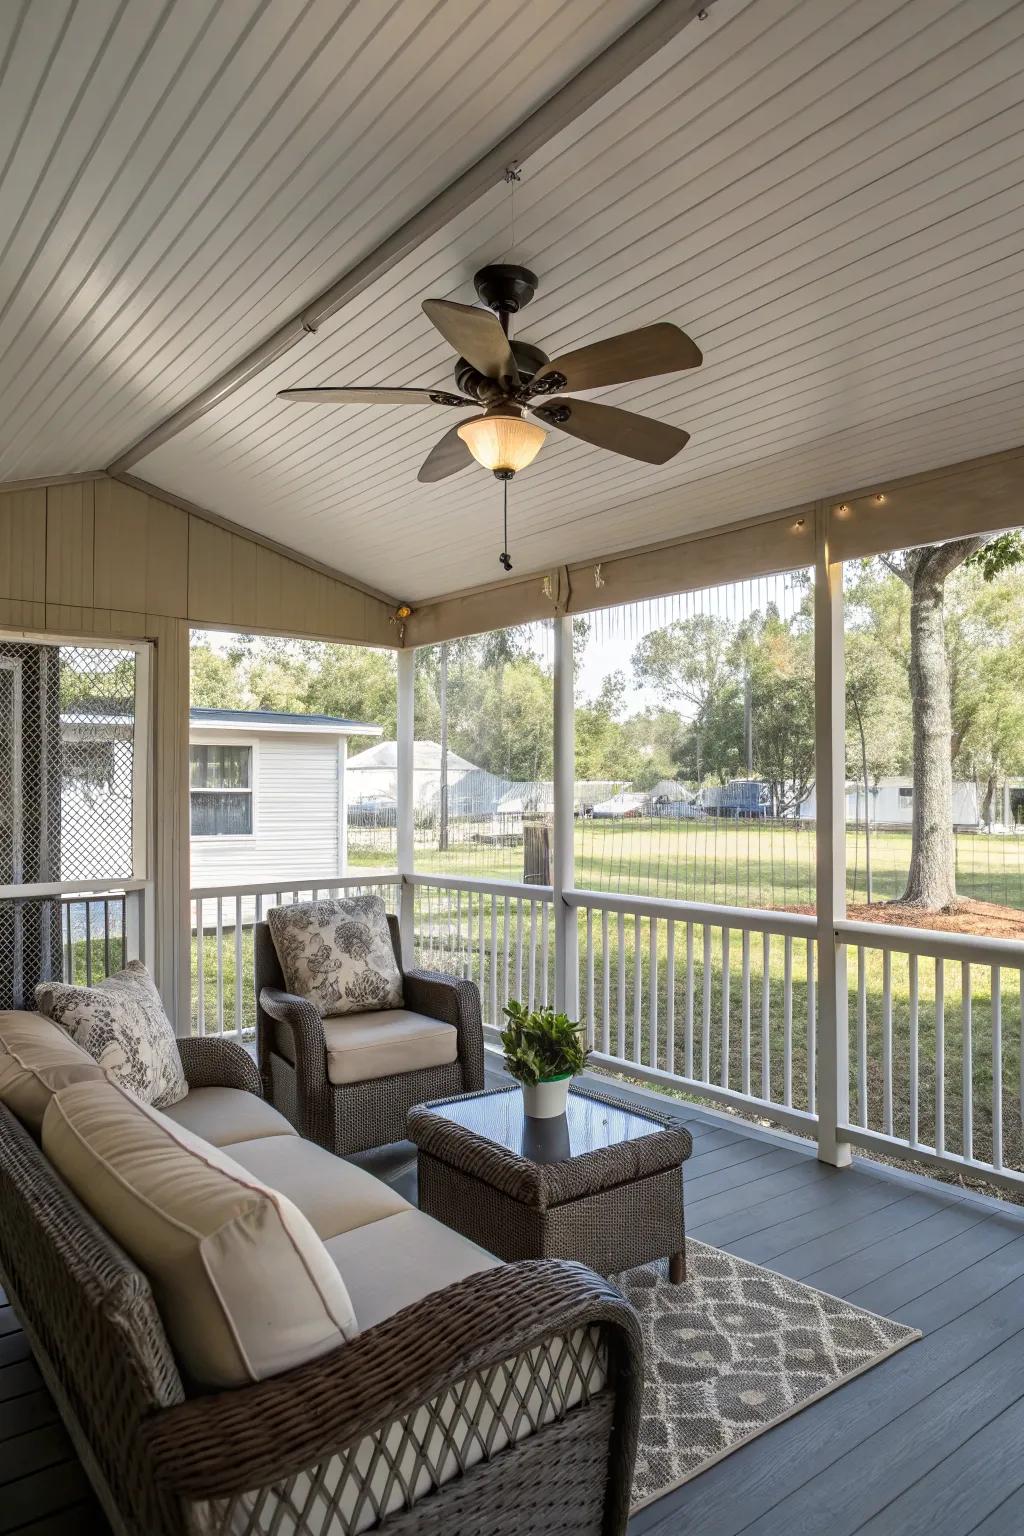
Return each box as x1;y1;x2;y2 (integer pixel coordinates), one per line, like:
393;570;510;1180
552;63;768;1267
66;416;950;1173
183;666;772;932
256;913;485;1155
0;1027;644;1536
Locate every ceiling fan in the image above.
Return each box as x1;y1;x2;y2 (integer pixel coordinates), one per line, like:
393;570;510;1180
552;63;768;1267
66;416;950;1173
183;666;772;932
278;264;702;485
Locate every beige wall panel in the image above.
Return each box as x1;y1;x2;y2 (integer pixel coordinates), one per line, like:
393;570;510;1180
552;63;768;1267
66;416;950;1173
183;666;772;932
46;482;95;607
0;599;45;628
0;488;46;602
93;479;188;616
829;447;1024;563
41;604;149;639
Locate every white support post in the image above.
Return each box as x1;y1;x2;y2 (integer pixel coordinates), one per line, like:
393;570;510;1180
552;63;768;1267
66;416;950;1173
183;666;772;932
396;648;416;966
814;507;852;1167
553;615;578;1015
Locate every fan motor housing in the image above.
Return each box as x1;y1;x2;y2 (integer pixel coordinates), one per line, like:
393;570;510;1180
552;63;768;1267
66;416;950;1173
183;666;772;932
454;339;549;400
474;263;538;314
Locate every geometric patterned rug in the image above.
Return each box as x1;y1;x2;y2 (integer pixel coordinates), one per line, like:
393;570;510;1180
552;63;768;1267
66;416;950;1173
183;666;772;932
617;1239;921;1510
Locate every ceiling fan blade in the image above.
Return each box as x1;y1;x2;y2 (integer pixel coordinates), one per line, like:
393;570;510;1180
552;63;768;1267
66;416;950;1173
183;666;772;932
531;323;701;394
532;397;689;464
278;386;473;406
422;299;519;384
417;423;475;483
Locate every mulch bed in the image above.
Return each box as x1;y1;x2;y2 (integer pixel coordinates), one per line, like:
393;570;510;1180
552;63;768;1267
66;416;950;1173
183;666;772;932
785;897;1024;940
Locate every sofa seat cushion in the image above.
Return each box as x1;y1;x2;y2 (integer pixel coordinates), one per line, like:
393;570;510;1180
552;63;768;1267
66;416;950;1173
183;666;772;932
268;895;403;1018
324;1209;499;1330
161;1085;296;1147
322;1010;458;1086
35;961;188;1109
0;1010;107;1137
43;1079;357;1389
228;1136;410;1241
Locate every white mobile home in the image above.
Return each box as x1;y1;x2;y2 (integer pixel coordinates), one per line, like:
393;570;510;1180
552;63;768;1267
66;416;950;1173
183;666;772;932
346;739;478;818
799;777;984;828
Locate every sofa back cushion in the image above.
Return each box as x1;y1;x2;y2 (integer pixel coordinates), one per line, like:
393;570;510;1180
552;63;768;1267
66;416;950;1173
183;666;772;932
0;1010;106;1137
43;1079;357;1389
36;960;188;1109
268;895;403;1017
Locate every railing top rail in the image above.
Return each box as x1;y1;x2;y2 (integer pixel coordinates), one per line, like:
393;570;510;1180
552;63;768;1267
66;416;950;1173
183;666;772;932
190;872;400;901
565;886;818;936
2;879;147;901
837;918;1024;968
405;872;554;900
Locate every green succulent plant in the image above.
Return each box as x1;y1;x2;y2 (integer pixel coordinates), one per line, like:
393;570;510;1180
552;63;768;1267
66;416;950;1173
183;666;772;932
500;1000;589;1087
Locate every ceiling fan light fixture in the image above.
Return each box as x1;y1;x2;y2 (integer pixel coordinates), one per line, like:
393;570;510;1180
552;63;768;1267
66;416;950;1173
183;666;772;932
457;408;546;477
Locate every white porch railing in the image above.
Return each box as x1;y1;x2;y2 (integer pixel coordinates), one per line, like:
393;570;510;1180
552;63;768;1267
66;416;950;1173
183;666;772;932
187;870;1024;1195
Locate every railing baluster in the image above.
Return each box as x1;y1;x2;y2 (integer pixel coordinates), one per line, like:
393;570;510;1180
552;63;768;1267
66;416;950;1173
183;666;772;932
991;965;1002;1171
882;950;893;1136
586;907;595;1050
503;895;511;1012
935;958;945;1154
85;902;93;986
721;926;731;1089
962;961;973;1160
489;898;499;1029
740;929;751;1097
103;900;111;979
616;913;626;1059
806;936;816;1118
908;952;919;1146
666;920;676;1078
196;900;205;1036
63;899;72;983
761;932;771;1100
528;903;537;1011
633;914;642;1065
685;922;695;1079
792;933;798;1105
478;892;486;1015
515;899;523;1000
456;890;464;979
601;910;611;1056
857;946;868;1128
234;896;243;1039
701;923;712;1083
216;898;224;1036
541;903;550;1007
648;917;658;1069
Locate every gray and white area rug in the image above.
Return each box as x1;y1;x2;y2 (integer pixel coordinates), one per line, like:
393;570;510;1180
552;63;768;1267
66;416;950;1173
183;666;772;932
616;1239;920;1509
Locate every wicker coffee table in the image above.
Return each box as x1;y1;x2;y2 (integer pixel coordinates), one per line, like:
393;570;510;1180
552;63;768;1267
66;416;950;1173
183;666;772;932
407;1084;693;1280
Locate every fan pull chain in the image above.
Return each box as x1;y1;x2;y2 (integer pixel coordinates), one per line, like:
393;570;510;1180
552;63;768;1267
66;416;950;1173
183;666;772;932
499;477;512;572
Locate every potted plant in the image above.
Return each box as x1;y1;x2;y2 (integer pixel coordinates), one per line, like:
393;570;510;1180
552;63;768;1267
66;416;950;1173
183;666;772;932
500;1000;588;1118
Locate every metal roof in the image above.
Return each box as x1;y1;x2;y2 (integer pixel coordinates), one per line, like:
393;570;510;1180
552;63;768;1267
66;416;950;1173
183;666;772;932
189;707;380;735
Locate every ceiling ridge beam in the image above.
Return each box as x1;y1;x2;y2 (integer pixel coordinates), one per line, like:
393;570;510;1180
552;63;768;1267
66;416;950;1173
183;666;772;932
106;0;716;475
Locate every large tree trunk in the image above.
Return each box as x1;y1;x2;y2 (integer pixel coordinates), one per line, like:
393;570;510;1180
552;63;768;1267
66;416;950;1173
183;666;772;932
897;538;986;909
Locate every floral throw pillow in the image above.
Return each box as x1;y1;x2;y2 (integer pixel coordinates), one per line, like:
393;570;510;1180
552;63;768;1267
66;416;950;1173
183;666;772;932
35;961;188;1109
268;895;403;1017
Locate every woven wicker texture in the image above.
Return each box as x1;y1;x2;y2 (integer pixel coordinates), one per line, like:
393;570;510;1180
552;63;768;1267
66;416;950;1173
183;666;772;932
177;1033;264;1094
256;914;485;1157
409;1086;691;1277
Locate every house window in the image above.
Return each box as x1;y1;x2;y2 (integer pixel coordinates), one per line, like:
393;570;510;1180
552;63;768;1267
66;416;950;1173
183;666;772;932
898;786;913;806
190;745;253;836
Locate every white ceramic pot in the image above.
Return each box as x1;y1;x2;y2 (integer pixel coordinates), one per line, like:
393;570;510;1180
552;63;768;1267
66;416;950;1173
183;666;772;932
522;1074;571;1119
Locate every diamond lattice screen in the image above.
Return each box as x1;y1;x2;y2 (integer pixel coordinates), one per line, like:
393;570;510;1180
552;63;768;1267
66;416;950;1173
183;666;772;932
57;645;137;882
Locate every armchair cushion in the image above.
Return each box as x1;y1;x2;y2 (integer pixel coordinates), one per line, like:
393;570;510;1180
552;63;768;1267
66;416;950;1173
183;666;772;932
162;1085;296;1148
322;1009;459;1085
36;960;188;1110
43;1078;357;1389
324;1208;500;1330
267;895;403;1018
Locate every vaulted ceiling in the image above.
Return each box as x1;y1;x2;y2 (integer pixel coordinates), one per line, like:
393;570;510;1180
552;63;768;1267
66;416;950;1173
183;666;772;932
2;0;1023;602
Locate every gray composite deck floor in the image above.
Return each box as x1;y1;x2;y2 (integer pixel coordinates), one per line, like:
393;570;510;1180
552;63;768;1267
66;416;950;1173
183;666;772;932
3;1075;1024;1535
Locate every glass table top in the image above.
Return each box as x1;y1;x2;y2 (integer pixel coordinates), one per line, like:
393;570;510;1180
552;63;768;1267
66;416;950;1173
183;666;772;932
429;1087;670;1165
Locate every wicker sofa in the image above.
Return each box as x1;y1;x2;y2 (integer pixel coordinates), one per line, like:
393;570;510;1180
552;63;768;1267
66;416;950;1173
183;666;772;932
0;1017;642;1536
256;913;485;1156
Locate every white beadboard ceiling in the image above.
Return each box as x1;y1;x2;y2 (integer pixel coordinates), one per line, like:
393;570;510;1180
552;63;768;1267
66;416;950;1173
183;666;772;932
4;0;1024;604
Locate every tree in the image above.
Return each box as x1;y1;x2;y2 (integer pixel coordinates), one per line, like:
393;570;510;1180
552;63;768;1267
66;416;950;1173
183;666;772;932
631;615;737;783
741;610;816;815
880;535;1024;908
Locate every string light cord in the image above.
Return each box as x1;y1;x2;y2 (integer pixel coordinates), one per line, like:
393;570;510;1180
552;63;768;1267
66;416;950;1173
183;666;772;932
499;476;512;571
